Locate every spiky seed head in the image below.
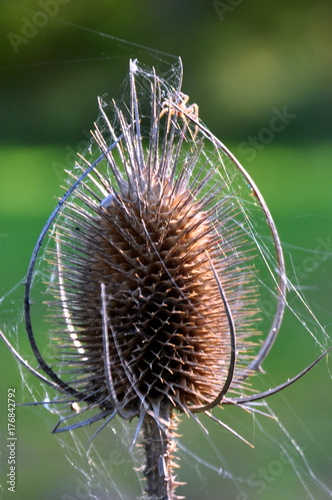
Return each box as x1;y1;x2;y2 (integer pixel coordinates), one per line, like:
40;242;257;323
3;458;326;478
46;62;259;423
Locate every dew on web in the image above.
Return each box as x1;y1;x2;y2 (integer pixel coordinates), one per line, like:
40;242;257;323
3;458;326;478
1;14;332;500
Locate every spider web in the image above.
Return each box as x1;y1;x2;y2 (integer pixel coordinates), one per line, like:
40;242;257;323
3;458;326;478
1;7;332;500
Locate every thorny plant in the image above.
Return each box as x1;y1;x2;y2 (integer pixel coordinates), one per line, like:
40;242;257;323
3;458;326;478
1;59;331;500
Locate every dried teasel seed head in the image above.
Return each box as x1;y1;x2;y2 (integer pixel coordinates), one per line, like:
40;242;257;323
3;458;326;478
67;174;237;409
41;61;264;430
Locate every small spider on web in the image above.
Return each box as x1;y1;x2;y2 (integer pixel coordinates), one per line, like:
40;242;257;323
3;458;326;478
159;91;200;138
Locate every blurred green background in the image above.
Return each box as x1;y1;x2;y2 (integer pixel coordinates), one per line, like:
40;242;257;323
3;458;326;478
0;1;331;499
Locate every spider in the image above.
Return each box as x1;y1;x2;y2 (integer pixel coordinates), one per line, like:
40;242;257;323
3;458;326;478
159;91;199;137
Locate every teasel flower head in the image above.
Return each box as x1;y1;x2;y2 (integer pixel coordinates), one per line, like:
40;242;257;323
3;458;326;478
3;59;329;500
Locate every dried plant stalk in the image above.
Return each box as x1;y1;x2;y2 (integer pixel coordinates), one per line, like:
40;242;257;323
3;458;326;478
44;62;252;498
1;58;329;500
142;407;181;499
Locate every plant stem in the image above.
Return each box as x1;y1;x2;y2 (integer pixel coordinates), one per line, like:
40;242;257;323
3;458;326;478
142;405;180;500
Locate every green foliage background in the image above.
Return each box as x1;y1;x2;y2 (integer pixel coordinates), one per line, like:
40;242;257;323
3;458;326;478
0;1;331;499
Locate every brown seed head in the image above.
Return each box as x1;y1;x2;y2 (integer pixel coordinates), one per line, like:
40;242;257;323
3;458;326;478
46;62;260;427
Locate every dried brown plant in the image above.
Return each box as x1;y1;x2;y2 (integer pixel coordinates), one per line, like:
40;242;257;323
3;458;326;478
1;60;330;500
